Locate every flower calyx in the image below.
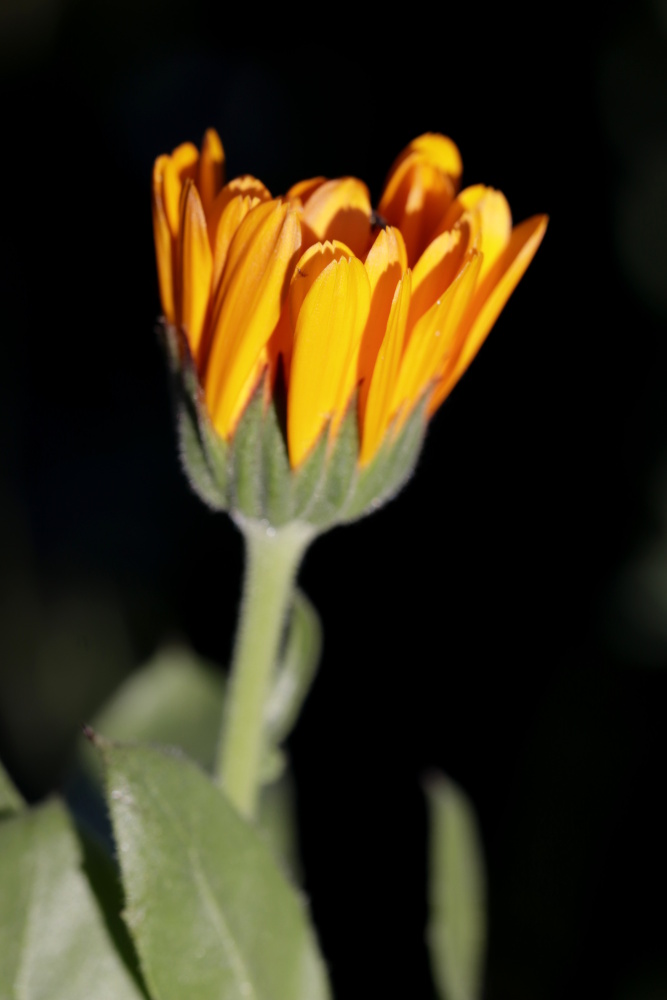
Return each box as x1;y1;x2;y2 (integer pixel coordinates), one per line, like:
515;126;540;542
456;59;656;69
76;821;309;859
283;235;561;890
163;320;429;533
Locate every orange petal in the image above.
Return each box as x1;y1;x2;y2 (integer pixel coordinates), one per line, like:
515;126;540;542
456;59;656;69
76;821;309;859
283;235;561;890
357;226;407;412
210;193;264;303
391;251;482;421
300;177;373;258
433;214;548;409
179;181;213;364
162;142;199;235
435;183;487;233
407;225;468;333
288;256;371;467
435;185;511;282
469;188;512;283
360;271;412;465
364;224;408;290
289;240;355;330
378;134;465;265
197;128;226;218
286;176;327;204
386;133;463;187
266;296;293;378
152;155;176;323
378;155;456;266
207;175;272;249
277;240;353;382
204;201;302;438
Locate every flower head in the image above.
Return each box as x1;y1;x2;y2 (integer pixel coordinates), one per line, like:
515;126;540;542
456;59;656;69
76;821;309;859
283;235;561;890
153;130;546;527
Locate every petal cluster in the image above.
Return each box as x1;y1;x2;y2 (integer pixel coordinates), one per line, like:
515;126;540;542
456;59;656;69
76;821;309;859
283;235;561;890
152;131;547;470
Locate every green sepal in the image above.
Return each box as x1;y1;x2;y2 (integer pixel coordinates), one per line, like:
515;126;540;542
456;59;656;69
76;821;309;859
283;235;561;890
229;375;266;520
292;426;329;519
196;403;231;505
260;368;295;527
302;397;360;529
162;319;429;531
342;393;429;523
161;322;230;511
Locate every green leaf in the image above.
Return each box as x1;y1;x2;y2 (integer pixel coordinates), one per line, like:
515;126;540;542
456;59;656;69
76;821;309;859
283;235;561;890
265;589;322;748
426;773;487;1000
0;758;23;818
77;644;300;876
0;799;146;999
102;742;332;1000
80;644;224;789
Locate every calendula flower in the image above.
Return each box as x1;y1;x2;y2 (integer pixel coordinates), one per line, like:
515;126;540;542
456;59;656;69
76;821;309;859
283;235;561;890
152;130;546;528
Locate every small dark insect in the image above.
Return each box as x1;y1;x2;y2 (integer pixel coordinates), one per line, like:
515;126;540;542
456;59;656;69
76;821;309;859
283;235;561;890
369;210;388;230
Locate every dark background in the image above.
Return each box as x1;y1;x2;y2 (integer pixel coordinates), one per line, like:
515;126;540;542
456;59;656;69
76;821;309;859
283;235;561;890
1;3;666;998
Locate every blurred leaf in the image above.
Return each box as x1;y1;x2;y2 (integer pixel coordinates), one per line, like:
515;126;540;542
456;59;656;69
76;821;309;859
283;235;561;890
81;643;223;786
256;589;320;876
77;643;302;877
256;768;301;882
0;799;146;999
264;589;322;750
426;773;486;1000
0;757;24;817
101;740;331;1000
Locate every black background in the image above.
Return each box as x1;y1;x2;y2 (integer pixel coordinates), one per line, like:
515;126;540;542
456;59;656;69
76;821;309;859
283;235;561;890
1;2;666;998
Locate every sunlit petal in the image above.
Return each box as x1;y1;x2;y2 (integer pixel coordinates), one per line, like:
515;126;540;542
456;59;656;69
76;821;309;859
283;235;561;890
162;142;199;235
288;256;371;466
210;193;264;303
205;201;302;437
289;240;355;330
179;181;213;363
360;271;412;465
152;155;176;323
391;251;482;420
431;215;548;411
300;177;373;258
378;134;464;265
197;128;225;219
408;225;468;333
286;176;327;204
357;226;407;412
435;183;487;233
378;155;456;265
207;175;272;250
387;133;463;186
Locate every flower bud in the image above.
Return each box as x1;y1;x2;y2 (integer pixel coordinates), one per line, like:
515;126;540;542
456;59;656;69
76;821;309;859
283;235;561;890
153;131;547;532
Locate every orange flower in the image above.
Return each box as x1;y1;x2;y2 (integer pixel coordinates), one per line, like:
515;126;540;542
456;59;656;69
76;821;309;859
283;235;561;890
152;130;547;473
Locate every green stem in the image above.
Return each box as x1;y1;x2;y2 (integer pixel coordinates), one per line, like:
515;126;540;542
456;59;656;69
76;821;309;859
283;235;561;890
217;519;313;818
